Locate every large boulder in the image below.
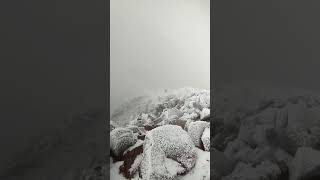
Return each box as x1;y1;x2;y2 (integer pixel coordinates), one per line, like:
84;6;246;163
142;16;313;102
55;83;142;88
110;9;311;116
187;121;210;148
140;125;197;180
110;128;137;157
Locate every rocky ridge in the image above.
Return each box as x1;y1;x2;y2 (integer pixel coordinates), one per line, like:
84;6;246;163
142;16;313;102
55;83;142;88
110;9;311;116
109;88;210;180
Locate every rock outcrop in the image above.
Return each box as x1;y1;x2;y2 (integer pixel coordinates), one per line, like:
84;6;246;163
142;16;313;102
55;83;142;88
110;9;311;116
140;125;197;180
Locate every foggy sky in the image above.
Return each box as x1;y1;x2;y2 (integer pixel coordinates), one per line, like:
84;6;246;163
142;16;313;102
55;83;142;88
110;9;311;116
214;1;320;91
110;0;210;113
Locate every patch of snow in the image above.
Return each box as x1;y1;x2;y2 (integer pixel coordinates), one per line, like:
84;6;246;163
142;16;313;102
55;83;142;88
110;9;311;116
110;160;140;180
165;158;185;176
110;160;125;180
200;108;210;120
178;148;210;180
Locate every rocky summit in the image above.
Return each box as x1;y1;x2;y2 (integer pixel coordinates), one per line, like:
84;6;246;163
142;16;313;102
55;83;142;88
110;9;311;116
109;88;210;180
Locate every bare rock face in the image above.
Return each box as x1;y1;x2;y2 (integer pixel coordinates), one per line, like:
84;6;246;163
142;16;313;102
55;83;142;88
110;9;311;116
119;142;144;179
290;147;320;180
110;128;137;157
140;125;197;180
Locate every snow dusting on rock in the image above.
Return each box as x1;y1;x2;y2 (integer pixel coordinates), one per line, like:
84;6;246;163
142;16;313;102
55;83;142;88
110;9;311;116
202;127;210;151
109;88;210;180
140;125;197;180
187;121;210;148
110;128;137;156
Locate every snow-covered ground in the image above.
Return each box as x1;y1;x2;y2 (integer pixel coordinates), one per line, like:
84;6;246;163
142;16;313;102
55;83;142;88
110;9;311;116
110;88;210;180
110;148;210;180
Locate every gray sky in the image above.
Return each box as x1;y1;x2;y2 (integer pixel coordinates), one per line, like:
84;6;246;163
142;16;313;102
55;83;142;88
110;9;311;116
110;0;210;113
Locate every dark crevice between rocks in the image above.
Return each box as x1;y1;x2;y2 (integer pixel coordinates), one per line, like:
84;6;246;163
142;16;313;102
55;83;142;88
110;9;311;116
144;125;159;131
137;134;145;140
119;145;143;179
199;138;205;151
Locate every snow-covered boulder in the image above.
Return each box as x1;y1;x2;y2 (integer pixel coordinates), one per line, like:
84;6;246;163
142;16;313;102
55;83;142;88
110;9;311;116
201;127;210;151
187;121;210;148
180;112;200;121
199;92;210;109
110;128;137;157
167;119;188;129
184;119;193;131
140;125;197;180
161;108;183;120
182;148;210;180
289;147;320;180
110;121;118;132
200;108;210;120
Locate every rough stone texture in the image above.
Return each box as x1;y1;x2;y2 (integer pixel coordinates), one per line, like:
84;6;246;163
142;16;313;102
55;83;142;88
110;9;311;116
110;128;137;157
200;108;210;120
187;121;210;148
140;125;197;180
201;127;210;151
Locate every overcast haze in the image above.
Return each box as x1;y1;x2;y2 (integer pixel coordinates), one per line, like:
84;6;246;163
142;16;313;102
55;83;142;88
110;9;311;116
110;0;210;113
